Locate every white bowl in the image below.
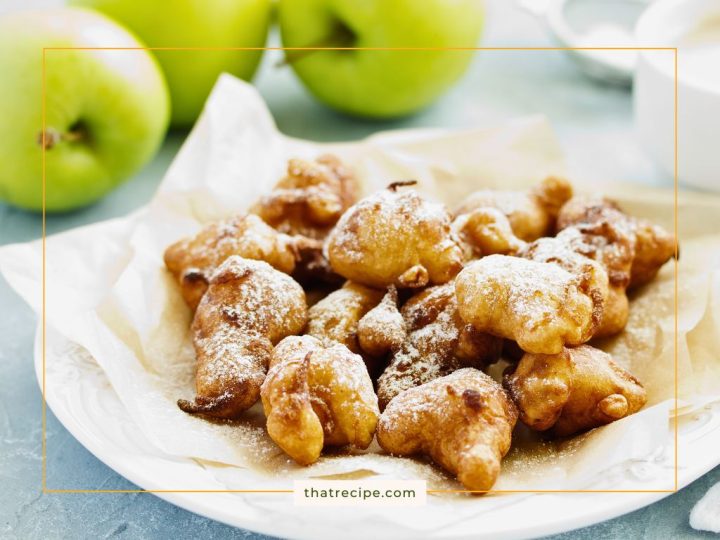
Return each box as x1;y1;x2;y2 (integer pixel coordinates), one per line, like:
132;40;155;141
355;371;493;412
634;0;720;191
522;0;646;86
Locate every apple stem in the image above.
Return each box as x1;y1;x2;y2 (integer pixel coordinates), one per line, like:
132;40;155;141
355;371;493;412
37;126;85;150
277;22;356;67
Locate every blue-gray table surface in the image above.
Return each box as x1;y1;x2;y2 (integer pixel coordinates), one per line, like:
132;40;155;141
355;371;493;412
2;1;718;538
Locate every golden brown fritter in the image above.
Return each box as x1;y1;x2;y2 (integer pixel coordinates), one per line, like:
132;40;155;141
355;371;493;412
556;196;675;289
177;257;307;419
327;184;465;289
504;344;647;437
251;154;357;240
517;232;611;337
376;283;502;410
594;286;629;338
455;255;604;354
377;368;517;492
552;199;658;336
455;176;573;241
357;286;406;360
630;218;677;288
164;214;305;311
305;281;384;355
558;220;636;287
555;224;636;337
452;206;526;260
261;335;379;465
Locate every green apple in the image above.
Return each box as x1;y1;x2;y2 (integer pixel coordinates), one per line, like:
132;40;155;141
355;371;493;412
278;0;484;118
71;0;272;127
0;8;169;212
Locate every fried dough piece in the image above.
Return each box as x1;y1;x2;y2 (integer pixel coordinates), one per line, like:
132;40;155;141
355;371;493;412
518;232;611;337
261;335;379;465
357;286;406;359
558;221;635;287
594;286;629;337
452;206;526;260
327;184;465;289
557;196;675;288
305;281;401;377
556;223;635;336
377;368;517;491
455;176;573;241
376;283;502;409
631;218;677;288
455;255;603;354
177;257;307;419
164;214;308;310
305;281;384;354
504;345;647;436
251;154;357;240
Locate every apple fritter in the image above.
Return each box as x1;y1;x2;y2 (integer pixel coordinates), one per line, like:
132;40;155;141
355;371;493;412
377;368;517;492
357;286;406;360
164;213;307;310
261;335;379;465
452;206;526;260
518;231;613;337
305;281;384;355
556;196;675;289
251;154;357;240
555;223;635;337
504;344;647;436
327;183;465;289
455;255;604;354
376;283;502;410
631;218;677;288
177;257;307;419
454;176;573;241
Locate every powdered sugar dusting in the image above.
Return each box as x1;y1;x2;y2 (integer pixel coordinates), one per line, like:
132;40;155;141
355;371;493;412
377;289;460;407
326;188;463;287
377;284;500;408
456;255;595;353
330;189;448;262
193;257;306;393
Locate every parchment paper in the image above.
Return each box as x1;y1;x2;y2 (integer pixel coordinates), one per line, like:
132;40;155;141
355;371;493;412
2;75;719;492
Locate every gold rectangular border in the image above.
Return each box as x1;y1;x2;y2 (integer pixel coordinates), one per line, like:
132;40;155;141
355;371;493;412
40;46;680;495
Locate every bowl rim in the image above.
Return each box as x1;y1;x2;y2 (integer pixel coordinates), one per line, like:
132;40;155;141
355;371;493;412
546;0;646;82
635;0;720;94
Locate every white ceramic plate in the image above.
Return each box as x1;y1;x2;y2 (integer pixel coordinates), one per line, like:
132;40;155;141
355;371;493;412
37;325;720;540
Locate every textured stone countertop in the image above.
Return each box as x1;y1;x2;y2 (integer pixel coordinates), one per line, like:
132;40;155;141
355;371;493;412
2;1;717;538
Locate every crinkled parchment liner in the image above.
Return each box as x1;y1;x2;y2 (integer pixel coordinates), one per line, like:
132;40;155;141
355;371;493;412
2;76;719;498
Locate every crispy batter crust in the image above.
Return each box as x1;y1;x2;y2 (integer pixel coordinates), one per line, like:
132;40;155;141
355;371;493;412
504;344;647;436
376;283;502;409
453;206;526;260
455;255;602;354
164;214;302;311
556;196;675;289
327;187;464;289
261;335;379;465
518;232;610;338
177;257;307;419
252;154;358;240
455;176;573;241
377;368;517;491
305;281;384;355
357;286;406;360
